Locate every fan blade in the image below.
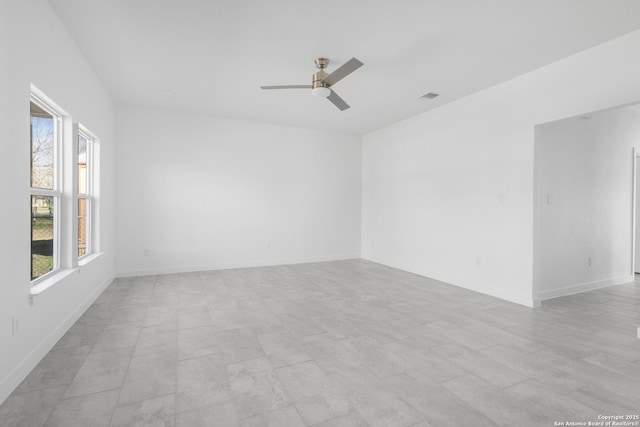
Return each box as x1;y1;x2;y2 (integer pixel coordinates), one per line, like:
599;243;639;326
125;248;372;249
260;85;312;90
322;57;363;86
327;90;350;111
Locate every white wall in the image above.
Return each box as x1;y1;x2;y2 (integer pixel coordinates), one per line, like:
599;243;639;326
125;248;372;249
535;108;640;299
636;157;640;273
115;107;361;276
362;29;640;307
0;1;116;403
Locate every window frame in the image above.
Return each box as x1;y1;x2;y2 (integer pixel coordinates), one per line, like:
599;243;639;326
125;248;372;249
30;94;63;284
29;86;101;292
76;125;95;260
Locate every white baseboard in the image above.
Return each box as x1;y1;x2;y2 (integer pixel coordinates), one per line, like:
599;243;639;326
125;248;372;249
0;274;114;405
537;275;634;301
362;256;539;308
116;254;361;277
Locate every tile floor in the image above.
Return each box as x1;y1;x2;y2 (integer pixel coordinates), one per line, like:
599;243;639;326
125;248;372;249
1;260;639;426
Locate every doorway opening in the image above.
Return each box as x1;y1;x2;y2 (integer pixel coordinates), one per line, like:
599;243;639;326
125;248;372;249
534;102;640;302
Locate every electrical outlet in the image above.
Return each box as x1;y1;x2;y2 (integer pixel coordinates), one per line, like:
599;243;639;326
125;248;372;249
12;317;19;337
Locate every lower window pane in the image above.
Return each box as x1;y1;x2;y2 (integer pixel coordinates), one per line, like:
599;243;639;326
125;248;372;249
78;199;88;257
31;195;54;280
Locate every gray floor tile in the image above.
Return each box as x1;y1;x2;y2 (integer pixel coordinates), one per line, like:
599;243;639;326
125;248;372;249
384;339;467;383
177;325;221;361
92;322;142;353
52;321;105;350
239;405;304;427
505;380;598;422
94;289;127;306
342;335;413;377
111;394;176;427
227;357;291;419
119;351;177;404
257;330;312;368
208;309;247;332
311;314;364;339
443;374;552;426
45;389;119;427
301;333;362;373
479;345;587;391
205;295;239;311
14;346;91;394
423;320;497;350
345;315;409;344
276;312;325;337
275;361;350;425
384;370;493;426
582;352;640;379
109;303;148;326
178;307;213;330
0;386;66;427
64;347;132;398
243;311;283;331
214;328;264;364
312;411;371;427
385;318;448;347
328;368;424;427
148;295;180;310
431;342;527;388
77;301;119;324
386;302;442;323
533;349;640;401
3;260;640;427
143;307;178;328
134;324;178;357
461;321;544;353
176;354;229;414
175;401;239;427
568;386;640;415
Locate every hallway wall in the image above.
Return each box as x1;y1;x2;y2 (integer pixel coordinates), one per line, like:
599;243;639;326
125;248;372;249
362;29;640;307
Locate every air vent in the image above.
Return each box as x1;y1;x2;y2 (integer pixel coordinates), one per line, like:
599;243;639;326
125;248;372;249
420;92;439;99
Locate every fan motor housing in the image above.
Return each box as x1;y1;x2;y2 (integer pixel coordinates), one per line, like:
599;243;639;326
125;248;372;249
312;69;329;89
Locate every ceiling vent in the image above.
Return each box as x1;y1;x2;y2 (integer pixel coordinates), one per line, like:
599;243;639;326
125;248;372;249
420;92;440;100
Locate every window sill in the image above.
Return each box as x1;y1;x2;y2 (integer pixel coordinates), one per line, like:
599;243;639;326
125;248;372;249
30;268;78;297
79;251;103;267
30;252;103;300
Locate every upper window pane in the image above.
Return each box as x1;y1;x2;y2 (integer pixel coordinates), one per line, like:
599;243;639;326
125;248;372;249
30;102;55;190
78;134;88;194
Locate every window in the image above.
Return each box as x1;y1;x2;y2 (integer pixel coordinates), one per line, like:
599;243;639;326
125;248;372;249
30;98;61;281
30;86;100;286
77;128;93;258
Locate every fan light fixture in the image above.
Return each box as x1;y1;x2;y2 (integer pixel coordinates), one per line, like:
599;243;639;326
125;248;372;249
312;86;331;98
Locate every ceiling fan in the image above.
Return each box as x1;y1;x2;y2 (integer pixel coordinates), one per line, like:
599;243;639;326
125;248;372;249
261;57;363;111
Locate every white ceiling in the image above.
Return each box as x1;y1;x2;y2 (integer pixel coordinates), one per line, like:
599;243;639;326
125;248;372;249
49;0;640;135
